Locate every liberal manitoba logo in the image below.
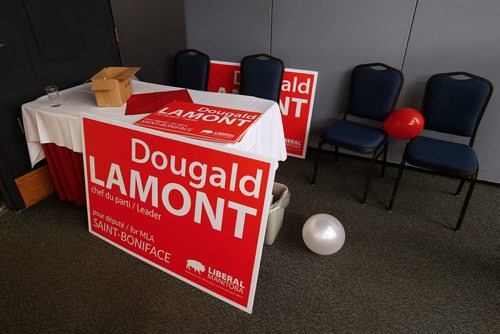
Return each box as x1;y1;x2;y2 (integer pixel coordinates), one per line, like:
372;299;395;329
207;267;245;294
185;259;245;294
186;259;206;274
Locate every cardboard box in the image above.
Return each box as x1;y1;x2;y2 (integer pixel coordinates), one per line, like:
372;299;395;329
91;67;140;107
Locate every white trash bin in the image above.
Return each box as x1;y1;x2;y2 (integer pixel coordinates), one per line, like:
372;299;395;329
265;183;290;245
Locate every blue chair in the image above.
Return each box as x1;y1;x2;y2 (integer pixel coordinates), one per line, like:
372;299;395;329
174;49;210;90
312;63;404;204
240;54;284;103
388;72;493;231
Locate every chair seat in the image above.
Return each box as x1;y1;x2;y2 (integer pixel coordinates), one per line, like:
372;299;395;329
322;120;386;152
406;136;478;176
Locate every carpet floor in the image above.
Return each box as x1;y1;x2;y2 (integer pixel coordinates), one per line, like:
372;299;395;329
1;151;499;333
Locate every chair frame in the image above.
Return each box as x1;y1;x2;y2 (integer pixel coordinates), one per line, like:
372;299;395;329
387;71;494;231
174;49;210;91
240;53;285;103
312;63;404;204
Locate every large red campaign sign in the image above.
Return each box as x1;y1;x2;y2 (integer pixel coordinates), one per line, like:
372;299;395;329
207;60;317;158
82;115;275;313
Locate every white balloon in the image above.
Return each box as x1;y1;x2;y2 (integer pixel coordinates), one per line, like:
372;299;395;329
302;214;345;255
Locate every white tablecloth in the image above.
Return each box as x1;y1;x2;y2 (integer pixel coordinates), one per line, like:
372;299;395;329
22;81;287;167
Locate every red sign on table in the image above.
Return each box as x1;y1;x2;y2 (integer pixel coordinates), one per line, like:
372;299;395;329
125;90;193;116
134;101;262;143
207;60;318;158
82;115;275;313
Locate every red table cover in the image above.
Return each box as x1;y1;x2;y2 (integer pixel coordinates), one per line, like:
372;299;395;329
43;143;85;206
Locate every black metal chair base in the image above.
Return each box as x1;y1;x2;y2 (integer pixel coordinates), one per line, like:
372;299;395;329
312;141;388;205
387;154;478;231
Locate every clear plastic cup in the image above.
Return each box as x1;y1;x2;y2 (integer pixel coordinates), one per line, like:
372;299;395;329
45;85;62;107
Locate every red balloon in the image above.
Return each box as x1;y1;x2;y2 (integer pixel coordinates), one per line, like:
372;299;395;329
384;108;424;139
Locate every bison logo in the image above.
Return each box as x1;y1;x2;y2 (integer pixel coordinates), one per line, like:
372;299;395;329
186;259;206;274
200;129;214;134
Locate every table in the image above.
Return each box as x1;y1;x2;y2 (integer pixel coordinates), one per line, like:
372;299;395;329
22;81;287;205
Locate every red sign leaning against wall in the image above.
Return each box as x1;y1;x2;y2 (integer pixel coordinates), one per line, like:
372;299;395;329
82;115;276;313
207;60;318;158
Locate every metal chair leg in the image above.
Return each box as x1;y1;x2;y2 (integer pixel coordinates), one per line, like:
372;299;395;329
361;150;379;205
311;141;324;185
455;178;466;196
381;142;388;177
388;156;406;211
455;173;477;231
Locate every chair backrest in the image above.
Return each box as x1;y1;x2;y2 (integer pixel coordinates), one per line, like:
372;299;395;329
174;49;210;91
421;72;493;141
346;63;404;122
240;54;284;103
